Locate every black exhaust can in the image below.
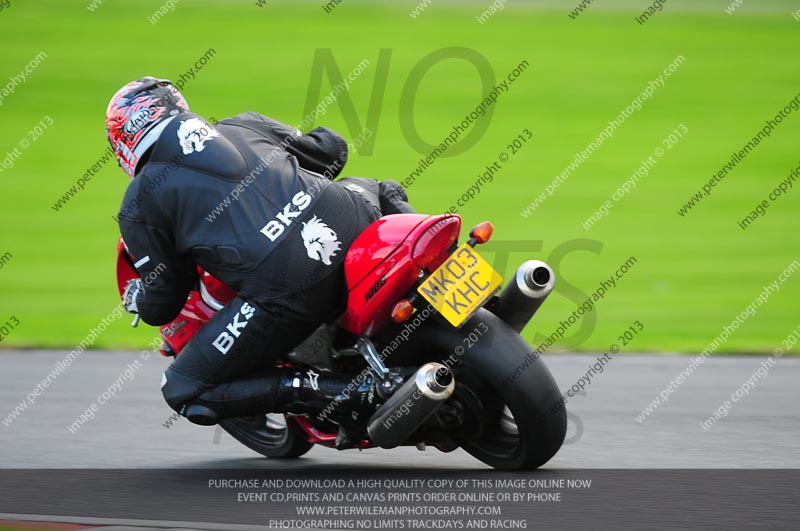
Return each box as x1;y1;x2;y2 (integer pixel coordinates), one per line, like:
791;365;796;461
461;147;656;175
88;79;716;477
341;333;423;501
491;260;555;333
367;363;455;449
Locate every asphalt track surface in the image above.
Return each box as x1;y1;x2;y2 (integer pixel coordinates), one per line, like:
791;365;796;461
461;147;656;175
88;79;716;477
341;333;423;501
1;351;798;529
1;350;798;469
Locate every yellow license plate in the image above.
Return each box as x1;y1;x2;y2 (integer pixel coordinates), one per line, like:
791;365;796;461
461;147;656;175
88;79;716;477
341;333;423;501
417;243;503;327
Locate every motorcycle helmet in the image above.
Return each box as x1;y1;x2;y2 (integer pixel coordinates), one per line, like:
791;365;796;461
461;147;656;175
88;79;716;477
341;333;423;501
105;76;189;177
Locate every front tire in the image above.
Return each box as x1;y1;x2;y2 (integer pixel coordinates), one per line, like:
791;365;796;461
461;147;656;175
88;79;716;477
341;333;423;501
219;414;313;459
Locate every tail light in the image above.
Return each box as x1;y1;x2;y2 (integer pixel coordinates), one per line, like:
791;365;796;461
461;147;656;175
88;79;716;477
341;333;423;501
412;217;461;270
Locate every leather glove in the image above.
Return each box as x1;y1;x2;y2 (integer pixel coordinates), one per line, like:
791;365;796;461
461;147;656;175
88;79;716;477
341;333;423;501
122;279;143;314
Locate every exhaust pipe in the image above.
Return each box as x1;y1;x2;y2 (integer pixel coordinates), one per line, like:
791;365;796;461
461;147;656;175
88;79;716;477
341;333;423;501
367;363;454;449
491;260;555;333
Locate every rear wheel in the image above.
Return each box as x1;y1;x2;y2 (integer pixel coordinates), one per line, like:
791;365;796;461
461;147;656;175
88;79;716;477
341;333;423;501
416;309;567;470
219;414;313;459
457;366;565;470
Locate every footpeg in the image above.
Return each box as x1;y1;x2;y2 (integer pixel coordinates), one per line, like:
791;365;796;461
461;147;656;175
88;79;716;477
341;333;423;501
356;337;403;397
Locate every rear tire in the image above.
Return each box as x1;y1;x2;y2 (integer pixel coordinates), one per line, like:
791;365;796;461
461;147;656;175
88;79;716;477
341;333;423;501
417;309;567;470
219;414;313;459
458;348;566;470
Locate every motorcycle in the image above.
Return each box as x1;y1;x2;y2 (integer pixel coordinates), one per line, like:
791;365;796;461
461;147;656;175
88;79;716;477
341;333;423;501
116;213;567;470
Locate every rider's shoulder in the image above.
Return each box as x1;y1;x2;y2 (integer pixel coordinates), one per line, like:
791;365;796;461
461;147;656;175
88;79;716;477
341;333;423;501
143;112;247;180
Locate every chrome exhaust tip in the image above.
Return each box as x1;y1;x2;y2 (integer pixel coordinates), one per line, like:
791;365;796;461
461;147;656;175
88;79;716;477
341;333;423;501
525;264;552;291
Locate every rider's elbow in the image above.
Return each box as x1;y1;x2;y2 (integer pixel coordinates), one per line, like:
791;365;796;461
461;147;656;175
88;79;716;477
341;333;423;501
137;295;185;326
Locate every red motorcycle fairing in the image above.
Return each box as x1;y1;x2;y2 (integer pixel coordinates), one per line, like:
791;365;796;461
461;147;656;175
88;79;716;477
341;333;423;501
339;214;461;336
116;237;235;355
115;238;139;297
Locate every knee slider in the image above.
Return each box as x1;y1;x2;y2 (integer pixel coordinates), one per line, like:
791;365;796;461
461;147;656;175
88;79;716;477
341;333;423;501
161;367;219;426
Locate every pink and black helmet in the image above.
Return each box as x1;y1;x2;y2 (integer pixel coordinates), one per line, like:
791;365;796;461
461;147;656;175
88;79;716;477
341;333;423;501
105;77;189;177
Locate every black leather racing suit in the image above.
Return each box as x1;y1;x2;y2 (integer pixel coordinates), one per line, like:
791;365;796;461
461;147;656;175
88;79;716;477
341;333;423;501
118;111;411;423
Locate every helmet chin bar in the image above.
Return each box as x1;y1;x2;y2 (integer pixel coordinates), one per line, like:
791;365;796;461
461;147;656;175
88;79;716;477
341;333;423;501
115;142;137;178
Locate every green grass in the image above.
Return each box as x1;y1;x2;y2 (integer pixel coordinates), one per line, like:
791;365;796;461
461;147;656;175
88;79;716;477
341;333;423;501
0;0;798;353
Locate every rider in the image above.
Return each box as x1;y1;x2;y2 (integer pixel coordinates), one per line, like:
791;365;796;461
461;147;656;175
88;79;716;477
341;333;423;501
107;77;413;446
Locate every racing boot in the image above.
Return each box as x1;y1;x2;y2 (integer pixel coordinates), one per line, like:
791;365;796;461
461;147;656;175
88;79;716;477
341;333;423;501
277;369;381;450
174;367;381;445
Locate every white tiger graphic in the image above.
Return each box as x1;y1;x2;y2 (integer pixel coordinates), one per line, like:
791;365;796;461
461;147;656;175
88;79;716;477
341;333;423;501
177;117;219;155
301;216;342;265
